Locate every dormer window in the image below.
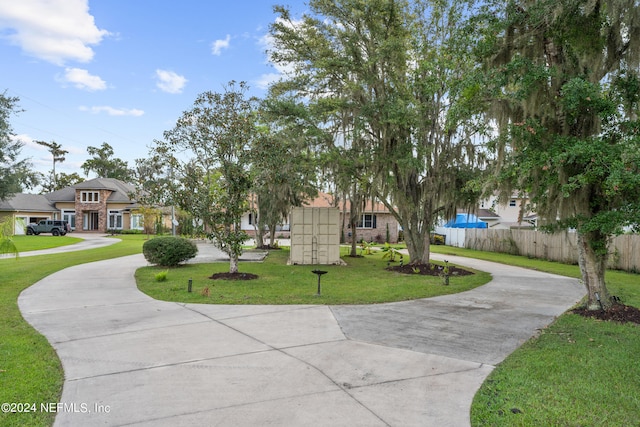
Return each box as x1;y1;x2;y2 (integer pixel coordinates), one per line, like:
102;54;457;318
81;191;100;203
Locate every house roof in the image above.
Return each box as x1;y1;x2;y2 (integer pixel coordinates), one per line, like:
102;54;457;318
303;192;391;213
457;208;500;219
46;178;137;203
303;192;336;208
45;186;76;202
0;193;56;212
476;208;500;219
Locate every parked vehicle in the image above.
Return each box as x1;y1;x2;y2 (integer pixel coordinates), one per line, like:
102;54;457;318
26;220;70;236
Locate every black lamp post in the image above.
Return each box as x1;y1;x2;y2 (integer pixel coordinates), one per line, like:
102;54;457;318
311;270;327;296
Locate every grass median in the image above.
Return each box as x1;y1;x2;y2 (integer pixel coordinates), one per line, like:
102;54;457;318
0;235;145;427
136;247;491;305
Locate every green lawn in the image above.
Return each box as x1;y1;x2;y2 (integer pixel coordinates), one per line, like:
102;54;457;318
136;247;491;305
11;235;82;252
471;314;640;426
0;235;146;427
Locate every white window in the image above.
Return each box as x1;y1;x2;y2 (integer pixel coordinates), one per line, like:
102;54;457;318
509;199;517;207
81;191;100;203
131;214;144;230
108;210;123;229
357;214;376;229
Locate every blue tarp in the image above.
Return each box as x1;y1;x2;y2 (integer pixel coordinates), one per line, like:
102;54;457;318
444;213;488;229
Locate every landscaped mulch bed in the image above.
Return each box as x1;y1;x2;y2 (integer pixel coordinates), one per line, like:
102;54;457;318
572;304;640;325
386;262;474;276
255;245;281;250
209;272;259;280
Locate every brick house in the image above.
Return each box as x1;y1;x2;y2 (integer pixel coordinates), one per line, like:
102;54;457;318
241;192;401;243
0;178;150;234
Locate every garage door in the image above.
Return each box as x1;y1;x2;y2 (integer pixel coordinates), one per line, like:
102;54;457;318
14;217;27;235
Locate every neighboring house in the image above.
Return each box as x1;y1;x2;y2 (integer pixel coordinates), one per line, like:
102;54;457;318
477;193;536;229
441;193;536;231
476;208;501;227
241;192;401;243
0;178;149;235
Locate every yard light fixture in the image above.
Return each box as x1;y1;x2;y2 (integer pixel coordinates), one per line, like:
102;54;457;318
595;292;603;311
311;270;327;296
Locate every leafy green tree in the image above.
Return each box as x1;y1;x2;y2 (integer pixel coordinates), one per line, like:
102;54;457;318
0;91;38;199
475;0;640;310
131;156;176;236
35;140;68;188
39;171;84;192
154;81;257;274
269;0;485;264
136;205;161;236
0;216;19;257
82;142;133;181
133;156;171;204
250;97;318;248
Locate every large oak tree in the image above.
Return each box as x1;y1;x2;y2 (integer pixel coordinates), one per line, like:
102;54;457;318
269;0;485;264
475;0;640;310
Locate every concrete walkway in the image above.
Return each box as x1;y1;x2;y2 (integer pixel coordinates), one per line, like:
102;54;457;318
18;247;585;426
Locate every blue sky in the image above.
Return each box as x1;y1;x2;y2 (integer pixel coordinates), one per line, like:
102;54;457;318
0;0;306;182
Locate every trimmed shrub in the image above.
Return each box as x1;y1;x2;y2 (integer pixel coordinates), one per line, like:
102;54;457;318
143;236;198;267
155;270;169;282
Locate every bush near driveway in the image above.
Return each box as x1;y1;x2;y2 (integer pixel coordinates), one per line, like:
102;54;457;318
143;236;198;267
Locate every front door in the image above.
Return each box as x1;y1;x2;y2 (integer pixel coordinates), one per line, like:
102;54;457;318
83;212;100;231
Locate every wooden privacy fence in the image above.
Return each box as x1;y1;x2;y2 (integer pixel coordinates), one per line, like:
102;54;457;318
462;229;640;273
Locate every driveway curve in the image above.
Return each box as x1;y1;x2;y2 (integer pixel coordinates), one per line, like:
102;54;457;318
18;251;585;426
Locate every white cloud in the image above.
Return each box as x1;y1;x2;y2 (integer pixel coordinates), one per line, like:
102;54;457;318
255;73;281;90
155;69;187;94
13;133;35;148
258;18;300;86
60;67;106;91
79;106;144;117
211;34;231;56
14;134;83;154
0;0;110;65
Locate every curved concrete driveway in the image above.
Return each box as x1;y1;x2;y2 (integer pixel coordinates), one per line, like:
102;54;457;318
18;251;585;426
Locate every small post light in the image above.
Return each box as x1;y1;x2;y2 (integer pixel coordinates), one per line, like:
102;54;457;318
311;270;328;296
595;292;603;311
188;278;193;293
442;260;450;286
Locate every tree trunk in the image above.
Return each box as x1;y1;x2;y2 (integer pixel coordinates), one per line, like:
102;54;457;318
403;222;430;265
350;219;358;257
577;231;610;311
269;222;277;247
255;228;264;248
229;254;239;274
